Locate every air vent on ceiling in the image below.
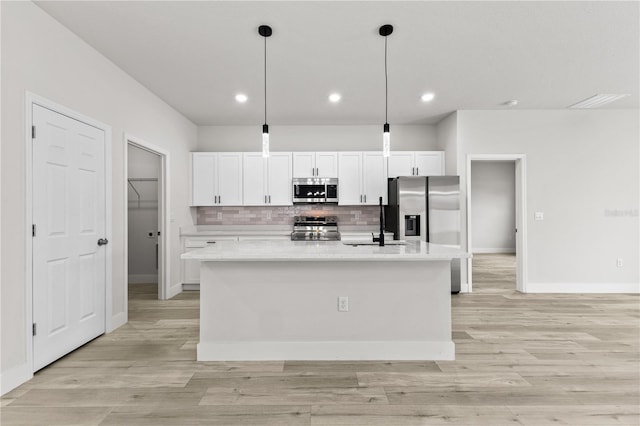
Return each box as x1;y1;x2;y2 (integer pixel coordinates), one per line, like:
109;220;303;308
568;94;629;109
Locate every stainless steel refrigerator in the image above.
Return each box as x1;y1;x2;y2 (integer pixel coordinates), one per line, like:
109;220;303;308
385;176;462;293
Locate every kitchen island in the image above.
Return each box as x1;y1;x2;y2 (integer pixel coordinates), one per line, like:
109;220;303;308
181;240;469;361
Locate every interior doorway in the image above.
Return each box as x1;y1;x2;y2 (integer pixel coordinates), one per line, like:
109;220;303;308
466;154;527;293
124;135;170;302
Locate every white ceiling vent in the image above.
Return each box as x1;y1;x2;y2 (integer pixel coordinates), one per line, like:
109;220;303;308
568;94;630;109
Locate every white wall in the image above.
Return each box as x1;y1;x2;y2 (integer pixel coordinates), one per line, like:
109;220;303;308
1;2;197;393
198;124;438;152
436;112;458;174
457;110;639;291
471;161;516;253
127;146;160;284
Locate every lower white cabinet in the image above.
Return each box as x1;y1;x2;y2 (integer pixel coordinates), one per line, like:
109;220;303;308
182;236;238;284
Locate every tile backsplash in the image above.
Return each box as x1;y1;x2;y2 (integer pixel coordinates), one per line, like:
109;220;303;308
197;205;381;226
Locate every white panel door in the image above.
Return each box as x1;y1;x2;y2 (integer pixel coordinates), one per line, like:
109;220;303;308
32;104;106;371
242;153;267;205
338;152;362;205
315;152;338;178
292;152;315;178
217;153;243;206
362;152;388;205
388;152;414;177
267;152;292;205
414;152;444;176
191;153;217;206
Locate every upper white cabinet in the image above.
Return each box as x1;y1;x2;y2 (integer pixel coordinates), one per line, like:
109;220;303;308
191;152;243;206
243;152;292;206
388;151;444;177
293;152;338;178
338;152;388;205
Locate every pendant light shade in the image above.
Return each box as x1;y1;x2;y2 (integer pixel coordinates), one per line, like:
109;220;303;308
259;25;272;158
379;24;393;157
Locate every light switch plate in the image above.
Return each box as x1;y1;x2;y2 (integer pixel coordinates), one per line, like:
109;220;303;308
534;212;544;221
338;296;349;312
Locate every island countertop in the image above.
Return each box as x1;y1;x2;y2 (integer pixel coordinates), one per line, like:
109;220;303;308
181;239;469;262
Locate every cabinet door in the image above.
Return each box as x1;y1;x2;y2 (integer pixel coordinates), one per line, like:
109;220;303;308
217;152;243;205
267;152;292;205
242;153;267;205
338;152;362;205
388;152;415;177
292;152;315;178
191;153;217;206
414;152;444;176
315;152;338;177
362;152;388;205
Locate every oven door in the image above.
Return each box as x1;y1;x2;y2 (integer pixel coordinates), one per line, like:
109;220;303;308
293;183;327;203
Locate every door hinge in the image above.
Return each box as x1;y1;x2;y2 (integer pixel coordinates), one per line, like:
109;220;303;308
32;126;36;139
32;323;37;336
32;224;36;237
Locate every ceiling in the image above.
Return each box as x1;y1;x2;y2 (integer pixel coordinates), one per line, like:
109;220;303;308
36;1;639;125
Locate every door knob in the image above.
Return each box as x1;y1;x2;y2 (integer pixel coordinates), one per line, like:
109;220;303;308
97;238;109;246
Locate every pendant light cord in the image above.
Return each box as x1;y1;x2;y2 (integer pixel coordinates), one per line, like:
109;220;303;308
384;35;388;124
264;36;267;125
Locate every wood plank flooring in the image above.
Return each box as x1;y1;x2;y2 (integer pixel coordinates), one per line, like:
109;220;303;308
2;254;639;425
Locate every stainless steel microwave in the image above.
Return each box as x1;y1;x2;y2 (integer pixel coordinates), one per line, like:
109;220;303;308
292;178;338;204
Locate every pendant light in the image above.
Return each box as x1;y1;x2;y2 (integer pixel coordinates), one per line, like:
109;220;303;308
379;24;393;157
259;25;272;158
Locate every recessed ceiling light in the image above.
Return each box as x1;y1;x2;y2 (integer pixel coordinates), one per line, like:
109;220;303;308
421;93;435;102
329;93;341;103
568;94;630;109
503;100;518;107
235;93;248;103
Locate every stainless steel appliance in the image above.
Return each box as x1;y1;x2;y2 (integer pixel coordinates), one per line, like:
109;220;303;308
292;178;338;204
386;176;462;293
291;216;341;241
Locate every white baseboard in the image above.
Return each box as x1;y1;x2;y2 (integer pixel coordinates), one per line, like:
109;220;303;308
108;311;127;333
167;282;183;299
197;340;455;361
182;283;200;291
472;248;516;254
459;283;470;293
526;282;640;294
1;363;32;396
128;274;158;284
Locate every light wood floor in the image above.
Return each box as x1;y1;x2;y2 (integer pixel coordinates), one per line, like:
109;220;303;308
2;254;639;425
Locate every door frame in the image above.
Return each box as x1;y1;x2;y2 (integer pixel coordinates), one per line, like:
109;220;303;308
466;154;528;293
25;92;113;374
124;134;171;302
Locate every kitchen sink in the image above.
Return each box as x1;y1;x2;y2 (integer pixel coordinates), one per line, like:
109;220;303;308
342;240;407;246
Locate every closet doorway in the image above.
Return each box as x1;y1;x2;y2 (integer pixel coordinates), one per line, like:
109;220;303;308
125;136;169;301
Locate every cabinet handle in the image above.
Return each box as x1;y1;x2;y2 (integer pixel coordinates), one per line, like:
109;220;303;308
416;167;419;175
269;195;271;203
360;194;362;202
316;167;319;176
264;195;267;204
218;195;221;204
364;194;367;203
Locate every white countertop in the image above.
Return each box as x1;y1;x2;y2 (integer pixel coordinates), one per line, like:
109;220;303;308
181;239;470;262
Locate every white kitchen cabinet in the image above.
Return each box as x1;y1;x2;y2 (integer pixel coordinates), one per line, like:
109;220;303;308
338;152;388;205
191;152;243;206
292;152;338;178
243;152;292;206
387;151;444;177
182;236;238;284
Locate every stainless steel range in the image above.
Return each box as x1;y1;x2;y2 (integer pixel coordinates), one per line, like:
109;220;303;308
291;216;340;241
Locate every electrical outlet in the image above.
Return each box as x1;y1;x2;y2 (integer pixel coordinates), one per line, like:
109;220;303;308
266;210;272;220
617;258;624;268
338;296;349;312
217;212;223;220
534;212;544;221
